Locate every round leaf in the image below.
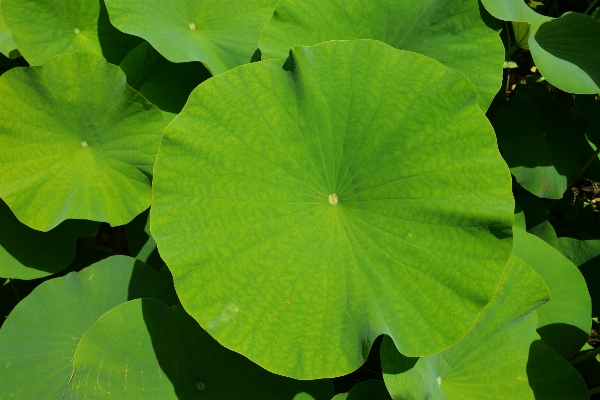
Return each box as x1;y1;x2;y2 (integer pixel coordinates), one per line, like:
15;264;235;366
513;228;591;359
0;198;98;279
104;0;278;75
120;41;212;124
381;255;552;399
0;52;165;231
152;40;514;378
259;0;504;111
0;256;157;399
68;298;334;399
481;0;600;94
2;0;142;65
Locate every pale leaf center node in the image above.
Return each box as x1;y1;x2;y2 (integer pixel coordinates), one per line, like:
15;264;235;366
74;28;80;34
81;141;88;147
328;193;338;205
196;382;206;391
437;377;442;385
189;22;196;31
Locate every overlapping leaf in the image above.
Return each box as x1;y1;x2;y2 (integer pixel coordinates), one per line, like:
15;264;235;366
259;0;504;111
513;228;591;359
331;380;391;400
67;299;334;399
104;0;279;75
120;42;212;124
481;0;600;94
0;199;98;279
152;39;514;379
2;0;141;65
0;1;17;58
381;255;588;399
0;52;165;231
0;256;157;399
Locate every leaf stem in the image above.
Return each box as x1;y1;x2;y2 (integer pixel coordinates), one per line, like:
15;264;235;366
580;148;600;176
585;0;599;14
589;385;600;395
570;347;600;365
9;279;20;301
505;45;519;60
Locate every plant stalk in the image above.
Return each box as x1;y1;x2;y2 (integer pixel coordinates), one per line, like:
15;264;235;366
570;347;600;365
580;148;600;176
589;385;600;395
585;0;599;14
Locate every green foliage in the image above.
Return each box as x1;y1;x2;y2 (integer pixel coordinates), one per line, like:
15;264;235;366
0;0;599;397
152;39;513;378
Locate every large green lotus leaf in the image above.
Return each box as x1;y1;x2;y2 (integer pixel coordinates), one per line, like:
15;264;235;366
481;0;600;94
0;256;157;399
0;199;99;279
151;39;514;378
513;228;591;359
331;380;392;400
2;0;142;65
558;236;600;317
494;85;593;199
380;255;554;399
0;52;165;232
120;41;212;124
104;0;278;75
67;298;334;399
259;0;503;112
0;1;17;58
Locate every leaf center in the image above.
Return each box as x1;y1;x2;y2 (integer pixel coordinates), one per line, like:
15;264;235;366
328;193;338;205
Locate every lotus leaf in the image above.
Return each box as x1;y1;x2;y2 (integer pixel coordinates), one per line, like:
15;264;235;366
513;228;591;359
259;0;503;111
0;1;16;58
0;256;157;399
0;52;165;231
152;40;514;378
104;0;279;75
68;298;334;399
481;0;600;94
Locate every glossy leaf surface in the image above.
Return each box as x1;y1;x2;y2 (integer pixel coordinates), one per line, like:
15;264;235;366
259;0;503;111
2;0;141;65
0;256;157;399
104;0;278;75
0;52;165;231
67;298;334;399
152;40;514;378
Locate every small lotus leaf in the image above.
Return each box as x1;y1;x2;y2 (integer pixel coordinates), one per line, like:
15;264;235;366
152;40;514;378
259;0;504;111
67;298;334;399
0;256;157;399
0;199;98;279
481;0;600;94
513;228;591;359
0;52;165;231
104;0;279;75
2;0;142;65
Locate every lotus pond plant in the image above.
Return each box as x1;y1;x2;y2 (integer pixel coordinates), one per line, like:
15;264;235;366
0;0;599;398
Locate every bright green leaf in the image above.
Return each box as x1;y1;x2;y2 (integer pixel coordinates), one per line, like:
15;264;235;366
120;41;212;124
481;0;600;94
67;298;334;399
152;40;514;379
0;199;98;279
104;0;279;75
0;1;17;58
259;0;504;111
381;255;553;399
0;256;157;399
0;52;165;231
513;228;591;359
558;236;600;317
494;85;593;199
512;21;531;50
2;0;142;65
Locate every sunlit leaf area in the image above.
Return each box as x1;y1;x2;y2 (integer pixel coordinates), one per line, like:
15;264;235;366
1;0;600;398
